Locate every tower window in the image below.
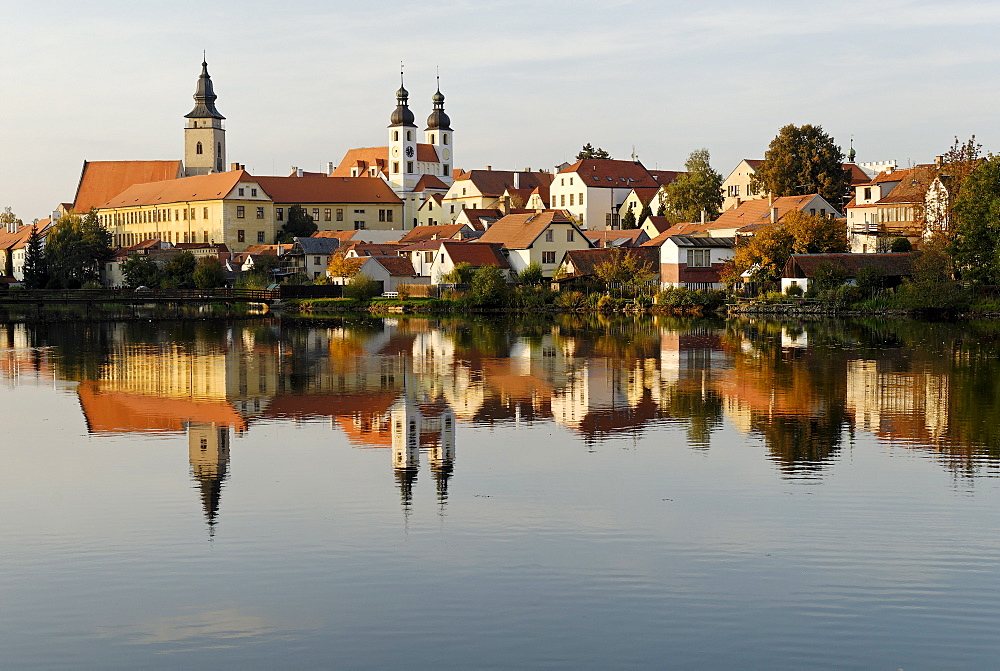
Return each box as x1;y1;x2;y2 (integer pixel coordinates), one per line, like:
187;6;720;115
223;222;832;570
430;133;436;144
406;130;413;141
443;164;449;175
217;142;222;158
394;130;399;141
407;161;414;173
196;141;203;155
443;134;449;145
393;162;400;173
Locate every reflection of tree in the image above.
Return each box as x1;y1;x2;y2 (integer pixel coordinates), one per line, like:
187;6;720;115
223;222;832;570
661;387;724;448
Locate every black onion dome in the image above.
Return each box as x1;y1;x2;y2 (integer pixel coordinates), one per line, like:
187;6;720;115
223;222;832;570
185;60;225;120
390;84;416;127
425;87;452;131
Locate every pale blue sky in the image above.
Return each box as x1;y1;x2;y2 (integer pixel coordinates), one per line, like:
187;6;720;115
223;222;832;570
1;0;998;220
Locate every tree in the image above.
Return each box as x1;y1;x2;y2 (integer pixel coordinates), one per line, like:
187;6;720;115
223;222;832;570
663;149;724;223
442;261;474;284
950;154;1000;285
782;211;848;254
164;251;197;287
327;251;361;279
193;256;226;288
44;210;112;288
517;262;544;285
890;237;913;253
576;143;611;160
469;265;508;306
344;272;381;300
750;124;849;206
22;225;47;289
621;209;637;230
730;226;795;287
594;248;657;296
121;254;162;288
277;205;317;243
0;207;22;233
637;203;653;227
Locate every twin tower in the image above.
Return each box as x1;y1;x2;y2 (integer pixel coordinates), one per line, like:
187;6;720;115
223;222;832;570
182;61;454;187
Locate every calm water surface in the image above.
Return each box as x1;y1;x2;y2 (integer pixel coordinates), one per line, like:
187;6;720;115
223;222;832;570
2;315;1000;669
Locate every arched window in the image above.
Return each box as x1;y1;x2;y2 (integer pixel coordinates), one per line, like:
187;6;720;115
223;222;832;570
196;141;203;155
443;134;449;145
406;130;412;141
393;130;399;141
217;142;222;157
430;133;435;144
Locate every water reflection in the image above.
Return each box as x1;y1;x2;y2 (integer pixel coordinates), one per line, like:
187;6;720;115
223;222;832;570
3;316;1000;530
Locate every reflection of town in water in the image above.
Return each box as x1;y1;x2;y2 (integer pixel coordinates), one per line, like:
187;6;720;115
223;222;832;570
3;316;999;531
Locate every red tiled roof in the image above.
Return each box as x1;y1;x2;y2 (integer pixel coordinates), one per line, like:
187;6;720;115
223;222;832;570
707;194;836;233
312;230;358;241
451;170;554;197
876;165;939;204
583;229;647;247
101;170;250;208
478;210;577;249
559;247;658;279
399;224;468;243
413;174;450;191
559;159;658;188
843;163;871;186
642;216;673;234
254;175;402;205
784;253;916;279
369;255;417;276
440;241;510;269
648;170;684;185
73;160;183;213
332;145;439;178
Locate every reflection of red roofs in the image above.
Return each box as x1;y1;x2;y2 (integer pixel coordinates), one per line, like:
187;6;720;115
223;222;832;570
76;381;247;433
262;392;400;419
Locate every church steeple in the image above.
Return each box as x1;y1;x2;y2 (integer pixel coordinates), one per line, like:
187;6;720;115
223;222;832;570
185;57;225;120
184;56;227;176
389;67;416;128
425;76;451;131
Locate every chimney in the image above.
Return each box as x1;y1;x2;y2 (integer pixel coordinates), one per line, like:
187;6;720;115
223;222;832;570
768;193;776;223
524;167;531;173
230;162;240;171
513;172;520;189
291;166;298;176
935;155;944;168
486;165;492;171
327;161;335;175
700;209;706;225
296;167;303;177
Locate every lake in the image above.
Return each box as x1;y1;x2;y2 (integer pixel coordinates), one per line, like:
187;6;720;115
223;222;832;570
2;315;1000;669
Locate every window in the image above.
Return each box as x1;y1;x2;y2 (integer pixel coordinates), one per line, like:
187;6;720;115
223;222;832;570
443;134;449;145
393;130;399;141
560;194;566;207
542;251;556;264
569;194;575;206
386;209;393;222
567;229;574;242
393;162;400;173
196;141;203;155
238;229;245;242
336;209;343;221
257;207;264;219
325;208;332;222
204;231;209;243
424;251;434;263
810;208;816;215
406;130;413;141
191;208;197;220
407;161;414;173
545;230;554;242
462;188;467;196
579;193;583;204
687;249;710;267
379;209;386;223
203;207;208;219
354;221;366;230
354;209;365;214
276;208;284;221
217;142;222;158
430;133;436;144
450;205;455;214
251;188;257;197
312;208;320;221
443;164;449;175
314;256;322;266
236;206;245;218
238;188;245;196
864;187;872;201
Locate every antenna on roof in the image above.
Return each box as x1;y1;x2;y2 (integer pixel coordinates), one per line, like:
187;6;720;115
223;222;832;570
631;146;638;163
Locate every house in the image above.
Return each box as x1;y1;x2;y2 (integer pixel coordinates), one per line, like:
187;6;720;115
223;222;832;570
343;243;407;258
415;194;445;226
617;187;661;225
477;210;592;277
583;229;649;248
554;247;659;286
252;175;404;233
640;216;674;239
721;159;870;212
442;169;554;220
429;241;511;284
287;236;341;280
525;185;550;210
781;253;916;293
103;239;172;287
330;256;429;294
454;208;502;231
0;220;54;281
702;194;841;238
845;164;942;253
549;158;661;230
643;235;736;290
398;239;445;278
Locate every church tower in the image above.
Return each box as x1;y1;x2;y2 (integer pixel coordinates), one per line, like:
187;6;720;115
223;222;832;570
184;58;226;177
188;422;231;535
424;77;454;186
388;70;418;191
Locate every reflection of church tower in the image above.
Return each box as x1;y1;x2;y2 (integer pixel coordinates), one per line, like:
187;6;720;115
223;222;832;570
188;422;230;534
391;396;420;510
428;408;456;504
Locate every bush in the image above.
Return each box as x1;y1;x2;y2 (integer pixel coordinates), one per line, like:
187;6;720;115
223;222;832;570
890;237;913;253
785;283;803;297
344;273;381;301
81;280;102;290
554;290;586;310
517;263;544;286
469;266;508;307
813;262;849;292
854;265;884;297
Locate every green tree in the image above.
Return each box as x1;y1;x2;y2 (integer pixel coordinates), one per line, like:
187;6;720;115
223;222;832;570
164;251;197;287
730;225;795;287
44;210;112;288
0;208;23;276
594;248;657;296
22;225;47;289
890;237;913;252
517;262;544;285
812;261;848;291
950;155;1000;285
663;148;724;222
750;124;849;206
576;143;611;160
277;205;317;243
470;265;508;306
344;272;381;300
193;256;226;288
782;211;849;254
637;203;653;227
442;261;474;284
121;255;162;288
621;209;637;230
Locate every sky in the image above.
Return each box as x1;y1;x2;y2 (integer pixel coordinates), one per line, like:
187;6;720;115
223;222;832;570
1;0;999;220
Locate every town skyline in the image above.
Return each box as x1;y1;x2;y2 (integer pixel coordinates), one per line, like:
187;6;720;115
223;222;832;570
3;0;999;220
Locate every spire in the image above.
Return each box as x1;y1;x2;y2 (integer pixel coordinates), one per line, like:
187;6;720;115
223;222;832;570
185;56;225;120
848;137;856;163
390;63;416;127
425;70;452;131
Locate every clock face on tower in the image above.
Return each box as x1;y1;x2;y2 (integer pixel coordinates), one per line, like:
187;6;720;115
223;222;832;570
405;146;414;158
